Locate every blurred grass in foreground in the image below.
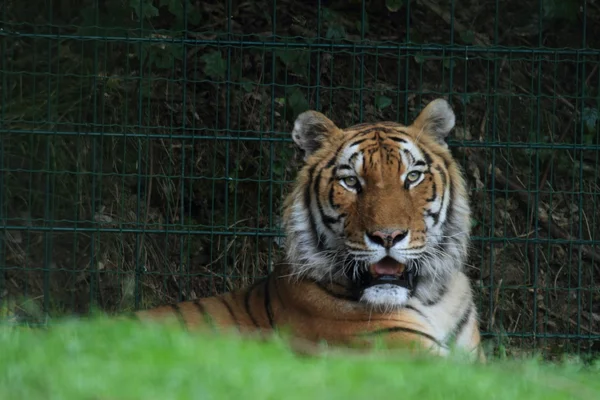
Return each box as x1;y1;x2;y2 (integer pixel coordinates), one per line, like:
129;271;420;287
0;317;599;400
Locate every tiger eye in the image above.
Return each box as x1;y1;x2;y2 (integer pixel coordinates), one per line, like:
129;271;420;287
406;171;422;183
341;176;361;189
342;176;358;187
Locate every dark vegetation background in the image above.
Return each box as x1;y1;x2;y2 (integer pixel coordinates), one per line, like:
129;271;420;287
1;0;600;360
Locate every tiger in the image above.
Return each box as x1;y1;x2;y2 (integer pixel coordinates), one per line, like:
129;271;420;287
131;98;484;362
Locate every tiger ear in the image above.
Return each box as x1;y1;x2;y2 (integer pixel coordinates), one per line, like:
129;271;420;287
411;98;456;146
291;110;342;160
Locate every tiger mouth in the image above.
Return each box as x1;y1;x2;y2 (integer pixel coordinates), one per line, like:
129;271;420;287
365;256;414;289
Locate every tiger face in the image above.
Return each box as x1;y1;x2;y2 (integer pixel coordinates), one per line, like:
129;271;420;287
283;98;471;312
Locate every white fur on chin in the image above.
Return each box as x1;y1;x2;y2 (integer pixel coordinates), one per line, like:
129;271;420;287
360;284;410;311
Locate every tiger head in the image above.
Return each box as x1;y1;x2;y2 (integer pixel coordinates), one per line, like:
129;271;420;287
282;98;471;312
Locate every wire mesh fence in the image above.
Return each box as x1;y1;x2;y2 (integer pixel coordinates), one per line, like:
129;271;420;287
1;0;599;359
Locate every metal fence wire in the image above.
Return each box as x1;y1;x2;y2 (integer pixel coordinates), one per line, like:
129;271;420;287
1;0;600;359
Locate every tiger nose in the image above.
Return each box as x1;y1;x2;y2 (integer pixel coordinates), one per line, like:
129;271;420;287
367;229;408;248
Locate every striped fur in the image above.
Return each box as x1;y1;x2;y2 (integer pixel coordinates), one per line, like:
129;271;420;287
132;98;485;362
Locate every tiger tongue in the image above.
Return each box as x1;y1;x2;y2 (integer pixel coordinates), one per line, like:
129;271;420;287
372;257;405;276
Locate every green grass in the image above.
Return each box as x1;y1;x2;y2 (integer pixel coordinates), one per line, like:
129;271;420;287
0;318;599;400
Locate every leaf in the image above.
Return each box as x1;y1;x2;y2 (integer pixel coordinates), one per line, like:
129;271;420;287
542;0;579;22
322;8;336;22
582;107;598;134
139;79;153;99
414;53;426;64
326;25;346;40
129;0;159;20
241;79;254;93
167;0;184;20
460;30;475;45
153;51;173;70
275;49;309;76
275;49;295;66
322;8;345;40
409;28;424;44
187;4;202;25
375;95;392;110
459;93;472;105
170;44;184;61
106;76;121;90
201;51;226;80
137;43;150;64
355;17;369;34
286;88;309;119
386;0;404;12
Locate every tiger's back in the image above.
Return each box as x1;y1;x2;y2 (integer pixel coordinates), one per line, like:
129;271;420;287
132;98;484;361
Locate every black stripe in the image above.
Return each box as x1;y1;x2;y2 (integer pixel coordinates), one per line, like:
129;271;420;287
193;299;206;314
348;151;360;165
312;169;326;226
414;160;426;167
430;165;448;226
362;326;445;349
349;126;400;136
402;149;415;165
313;168;339;232
325;150;342;168
425;181;437;202
273;275;286;308
349;122;406;130
337;164;353;171
445;173;455;224
440;154;451;169
435;165;447;187
405;304;429;321
421;282;449;306
322;215;339;226
362;143;380;155
244;278;265;328
315;281;361;301
192;299;215;326
449;303;473;343
326;136;360;166
304;164;326;252
349;137;369;147
426;210;440;226
409;273;421;297
170;304;187;328
217;296;239;326
388;136;407;143
432;211;441;226
328;186;338;210
421;147;434;166
324;130;365;168
375;121;405;128
348;122;372;130
264;275;275;329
